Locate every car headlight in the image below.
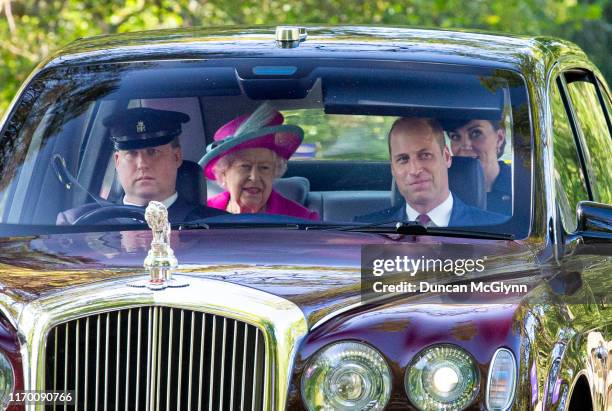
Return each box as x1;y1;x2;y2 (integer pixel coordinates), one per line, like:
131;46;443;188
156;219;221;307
405;344;479;411
0;351;14;409
486;348;516;411
301;341;392;411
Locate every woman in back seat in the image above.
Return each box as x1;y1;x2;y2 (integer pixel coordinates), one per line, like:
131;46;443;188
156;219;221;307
444;118;511;215
200;104;319;221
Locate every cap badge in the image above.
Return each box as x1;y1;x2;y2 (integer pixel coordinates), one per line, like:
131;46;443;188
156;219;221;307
136;120;146;133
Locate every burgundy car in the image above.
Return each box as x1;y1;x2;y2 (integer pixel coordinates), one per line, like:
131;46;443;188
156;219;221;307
0;26;610;410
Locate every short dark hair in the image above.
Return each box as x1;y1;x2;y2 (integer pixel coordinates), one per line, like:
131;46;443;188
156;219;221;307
388;117;446;153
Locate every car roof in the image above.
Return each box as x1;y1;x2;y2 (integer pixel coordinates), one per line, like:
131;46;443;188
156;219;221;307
44;25;589;73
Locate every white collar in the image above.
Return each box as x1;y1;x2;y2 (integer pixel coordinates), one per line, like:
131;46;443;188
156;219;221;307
405;192;453;227
123;192;178;209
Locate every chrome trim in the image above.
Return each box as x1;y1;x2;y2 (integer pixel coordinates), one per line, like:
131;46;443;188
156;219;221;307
165;308;171;411
115;313;120;411
187;311;195;411
310;301;363;330
95;314;100;410
208;315;216;411
241;323;249;410
177;309;184;410
485;347;517;411
197;314;205;411
18;275;307;410
219;317;227;409
104;313;110;410
229;319;238;410
63;325;68;411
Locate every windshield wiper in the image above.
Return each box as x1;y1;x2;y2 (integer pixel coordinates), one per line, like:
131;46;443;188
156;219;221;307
176;222;210;230
311;219;425;233
311;220;514;240
177;221;302;230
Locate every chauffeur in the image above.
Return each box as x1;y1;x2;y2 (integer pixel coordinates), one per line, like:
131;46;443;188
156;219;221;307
57;107;225;224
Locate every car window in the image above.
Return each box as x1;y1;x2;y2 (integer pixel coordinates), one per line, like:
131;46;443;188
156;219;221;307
598;79;612;119
283;110;396;161
551;79;589;233
0;60;529;236
564;71;612;204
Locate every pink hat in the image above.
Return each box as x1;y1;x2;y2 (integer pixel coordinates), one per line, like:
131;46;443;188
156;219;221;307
201;107;304;180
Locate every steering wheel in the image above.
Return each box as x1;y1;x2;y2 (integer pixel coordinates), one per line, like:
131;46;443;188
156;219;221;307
72;205;147;225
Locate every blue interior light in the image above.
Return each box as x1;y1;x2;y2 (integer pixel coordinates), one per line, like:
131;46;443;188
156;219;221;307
252;66;298;76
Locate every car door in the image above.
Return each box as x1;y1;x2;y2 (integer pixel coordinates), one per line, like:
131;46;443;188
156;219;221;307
553;68;612;410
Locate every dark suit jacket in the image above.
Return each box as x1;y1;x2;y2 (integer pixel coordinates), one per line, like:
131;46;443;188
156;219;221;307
57;195;226;225
354;194;507;226
487;161;512;215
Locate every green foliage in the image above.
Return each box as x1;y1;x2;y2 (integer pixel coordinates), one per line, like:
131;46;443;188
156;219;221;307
550;80;589;232
1;0;610;117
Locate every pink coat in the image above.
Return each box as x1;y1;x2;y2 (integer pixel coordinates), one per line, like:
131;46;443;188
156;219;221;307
208;190;320;221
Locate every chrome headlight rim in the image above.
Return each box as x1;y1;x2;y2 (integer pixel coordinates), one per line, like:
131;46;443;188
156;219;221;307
486;347;517;411
300;340;392;411
405;343;480;411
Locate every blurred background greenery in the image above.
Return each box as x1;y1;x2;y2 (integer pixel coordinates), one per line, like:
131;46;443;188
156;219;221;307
0;0;610;117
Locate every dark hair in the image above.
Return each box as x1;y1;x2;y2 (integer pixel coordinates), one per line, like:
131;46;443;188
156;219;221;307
387;117;446;153
446;119;506;159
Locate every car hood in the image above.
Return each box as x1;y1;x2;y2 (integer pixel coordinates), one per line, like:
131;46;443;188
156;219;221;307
0;229;539;327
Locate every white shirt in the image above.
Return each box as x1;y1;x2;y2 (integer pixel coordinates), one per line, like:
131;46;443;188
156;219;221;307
123;192;178;209
405;192;454;227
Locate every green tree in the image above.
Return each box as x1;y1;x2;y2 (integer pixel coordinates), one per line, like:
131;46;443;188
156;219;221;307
1;0;610;117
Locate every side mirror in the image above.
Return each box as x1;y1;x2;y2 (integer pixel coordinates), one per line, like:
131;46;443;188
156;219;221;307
576;201;612;233
569;201;612;256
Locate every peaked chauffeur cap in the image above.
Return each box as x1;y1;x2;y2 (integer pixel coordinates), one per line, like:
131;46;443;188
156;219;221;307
104;107;190;150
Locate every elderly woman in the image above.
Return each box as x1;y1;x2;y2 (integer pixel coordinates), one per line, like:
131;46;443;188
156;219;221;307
201;105;319;221
445;118;511;215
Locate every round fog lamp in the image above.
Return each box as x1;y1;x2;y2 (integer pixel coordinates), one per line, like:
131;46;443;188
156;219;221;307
0;351;14;408
301;341;392;411
406;344;479;411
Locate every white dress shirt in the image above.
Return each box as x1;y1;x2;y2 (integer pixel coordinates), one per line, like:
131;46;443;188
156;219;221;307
123;192;178;209
405;192;454;227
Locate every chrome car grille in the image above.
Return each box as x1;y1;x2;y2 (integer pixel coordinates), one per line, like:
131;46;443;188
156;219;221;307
44;306;267;410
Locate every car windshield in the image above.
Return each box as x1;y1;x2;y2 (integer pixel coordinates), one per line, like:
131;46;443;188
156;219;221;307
0;59;530;237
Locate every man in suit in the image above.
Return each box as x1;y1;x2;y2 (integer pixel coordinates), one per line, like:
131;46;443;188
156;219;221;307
57;107;225;224
355;117;507;227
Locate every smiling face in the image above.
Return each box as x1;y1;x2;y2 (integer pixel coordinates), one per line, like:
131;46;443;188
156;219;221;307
221;148;276;214
390;118;452;214
448;120;505;168
114;143;182;205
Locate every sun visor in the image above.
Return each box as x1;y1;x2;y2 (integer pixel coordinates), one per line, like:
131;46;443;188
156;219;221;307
108;67;241;98
322;68;505;120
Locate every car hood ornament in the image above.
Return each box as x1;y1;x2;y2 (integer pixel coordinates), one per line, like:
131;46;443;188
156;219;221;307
129;201;188;290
